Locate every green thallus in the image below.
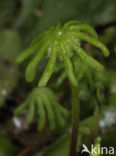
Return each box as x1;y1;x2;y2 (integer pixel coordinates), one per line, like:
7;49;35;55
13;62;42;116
14;87;69;131
16;20;109;156
16;20;109;87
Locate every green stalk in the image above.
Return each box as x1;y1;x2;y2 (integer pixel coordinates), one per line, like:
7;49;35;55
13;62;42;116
70;85;80;156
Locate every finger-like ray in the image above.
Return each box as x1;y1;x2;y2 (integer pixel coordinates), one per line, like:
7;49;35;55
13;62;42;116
60;43;77;87
44;89;56;105
37;98;46;131
25;41;49;82
38;42;57;87
64;20;81;28
44;91;66;127
72;32;109;57
54;71;66;88
26;101;35;124
42;94;55;130
57;104;69;116
14;101;29;115
16;36;49;63
70;24;98;39
53;102;66;127
71;41;104;71
16;44;39;63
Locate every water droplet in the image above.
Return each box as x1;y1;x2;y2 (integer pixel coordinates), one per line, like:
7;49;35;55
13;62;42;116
13;117;22;128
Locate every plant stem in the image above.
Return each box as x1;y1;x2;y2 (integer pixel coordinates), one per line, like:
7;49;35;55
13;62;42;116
70;85;80;156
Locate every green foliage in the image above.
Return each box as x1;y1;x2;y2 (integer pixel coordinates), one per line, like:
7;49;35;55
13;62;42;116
54;56;109;106
0;134;18;156
14;87;69;131
54;55;90;88
78;68;109;105
34;107;99;156
0;30;21;106
15;21;109;156
16;21;109;87
90;139;101;156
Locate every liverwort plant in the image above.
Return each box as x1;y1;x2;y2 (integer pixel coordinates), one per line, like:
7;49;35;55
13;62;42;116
16;20;109;156
14;87;69;131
